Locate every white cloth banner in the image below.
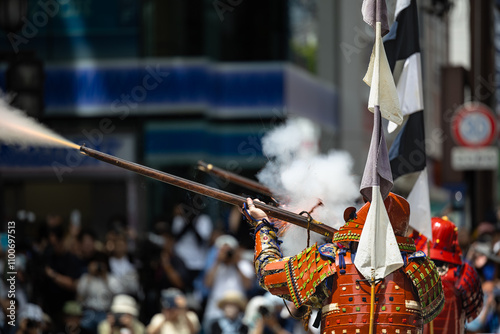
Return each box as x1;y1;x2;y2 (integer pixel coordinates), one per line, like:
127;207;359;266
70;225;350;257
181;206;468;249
364;23;403;126
407;168;432;240
354;186;404;281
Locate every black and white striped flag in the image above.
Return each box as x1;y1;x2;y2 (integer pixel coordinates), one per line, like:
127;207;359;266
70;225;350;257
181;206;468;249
385;0;432;240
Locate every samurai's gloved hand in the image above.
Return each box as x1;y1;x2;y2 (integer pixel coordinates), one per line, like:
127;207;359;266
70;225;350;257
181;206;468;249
241;198;269;227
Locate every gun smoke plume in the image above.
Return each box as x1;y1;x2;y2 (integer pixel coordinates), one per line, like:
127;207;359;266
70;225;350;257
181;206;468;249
257;118;360;256
0;98;78;149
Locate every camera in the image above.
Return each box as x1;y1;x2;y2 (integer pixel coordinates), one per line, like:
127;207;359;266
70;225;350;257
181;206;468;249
258;305;271;316
113;313;126;328
96;262;104;273
26;319;39;329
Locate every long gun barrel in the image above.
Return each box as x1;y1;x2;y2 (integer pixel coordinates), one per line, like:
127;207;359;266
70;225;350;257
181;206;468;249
80;145;336;238
197;161;274;197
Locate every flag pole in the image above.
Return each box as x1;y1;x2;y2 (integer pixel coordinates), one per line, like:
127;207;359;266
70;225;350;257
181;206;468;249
369;269;376;334
427;240;434;334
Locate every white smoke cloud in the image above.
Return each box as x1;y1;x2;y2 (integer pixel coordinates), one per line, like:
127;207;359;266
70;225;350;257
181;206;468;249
0;98;75;148
257;117;360;256
261;117;319;165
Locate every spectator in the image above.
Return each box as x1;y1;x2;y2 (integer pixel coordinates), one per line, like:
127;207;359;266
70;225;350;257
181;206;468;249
146;288;199;334
466;280;499;333
171;203;213;290
136;218;182;324
98;295;145;334
60;301;90;334
77;229;99;270
41;313;53;334
77;252;124;334
466;222;497;281
109;234;139;296
105;216;128;256
155;233;188;292
279;302;316;334
0;282;11;333
43;225;82;324
0;252;28;327
211;291;248;334
16;304;44;334
64;211;83;257
243;294;293;334
225;206;253;250
203;235;253;332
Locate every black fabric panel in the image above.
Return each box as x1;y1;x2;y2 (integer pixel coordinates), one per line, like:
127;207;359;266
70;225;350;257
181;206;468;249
384;0;421;72
389;111;426;179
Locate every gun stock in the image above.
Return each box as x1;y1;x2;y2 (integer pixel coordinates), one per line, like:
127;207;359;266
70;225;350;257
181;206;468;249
80;145;336;238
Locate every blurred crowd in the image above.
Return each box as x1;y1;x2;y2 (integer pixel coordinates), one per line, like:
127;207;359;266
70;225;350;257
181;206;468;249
0;203;316;334
461;219;500;333
5;201;500;334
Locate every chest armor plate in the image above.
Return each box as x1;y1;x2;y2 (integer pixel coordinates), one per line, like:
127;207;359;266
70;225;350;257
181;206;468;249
321;251;424;334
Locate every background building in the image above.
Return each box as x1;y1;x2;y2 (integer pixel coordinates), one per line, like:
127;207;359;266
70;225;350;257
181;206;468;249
0;0;497;239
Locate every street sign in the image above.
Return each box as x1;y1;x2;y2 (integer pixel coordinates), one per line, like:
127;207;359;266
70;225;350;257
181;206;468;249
451;147;498;170
451;102;497;147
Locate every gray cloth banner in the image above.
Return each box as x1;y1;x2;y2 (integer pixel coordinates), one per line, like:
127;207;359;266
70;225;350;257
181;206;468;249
362;0;390;36
360;105;393;201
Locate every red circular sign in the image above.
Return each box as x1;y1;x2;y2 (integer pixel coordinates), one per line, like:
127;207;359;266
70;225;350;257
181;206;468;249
451;102;497;147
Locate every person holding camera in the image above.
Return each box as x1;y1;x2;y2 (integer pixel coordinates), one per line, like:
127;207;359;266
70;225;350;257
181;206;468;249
59;301;90;334
77;252;124;334
146;288;199;334
202;235;253;333
97;295;145;334
242;294;293;334
16;304;44;334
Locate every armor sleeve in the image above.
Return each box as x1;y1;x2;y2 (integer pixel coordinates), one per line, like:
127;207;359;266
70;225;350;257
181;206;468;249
253;222;336;309
404;251;445;324
456;262;483;322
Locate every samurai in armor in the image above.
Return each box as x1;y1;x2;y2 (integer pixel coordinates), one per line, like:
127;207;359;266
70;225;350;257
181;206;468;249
243;192;444;334
412;217;483;334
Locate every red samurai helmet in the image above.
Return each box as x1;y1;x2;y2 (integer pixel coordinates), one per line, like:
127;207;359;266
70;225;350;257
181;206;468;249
429;216;463;265
333;192;411;243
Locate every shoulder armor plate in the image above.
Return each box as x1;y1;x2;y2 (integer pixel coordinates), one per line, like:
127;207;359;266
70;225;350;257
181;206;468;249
404;254;445;323
456;262;483;322
285;243;336;308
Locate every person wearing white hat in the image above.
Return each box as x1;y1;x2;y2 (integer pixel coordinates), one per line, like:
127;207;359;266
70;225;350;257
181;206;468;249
202;235;253;333
211;290;248;334
98;295;145;334
77;252;124;333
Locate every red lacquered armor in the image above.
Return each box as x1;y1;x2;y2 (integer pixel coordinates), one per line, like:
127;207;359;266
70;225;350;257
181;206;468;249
423;265;464;334
249;193;445;334
323;252;424;334
458;262;483;322
414;217;483;334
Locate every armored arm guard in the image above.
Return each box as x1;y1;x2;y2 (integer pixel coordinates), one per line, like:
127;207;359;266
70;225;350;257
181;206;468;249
456;262;483;322
253;220;336;309
403;251;445;324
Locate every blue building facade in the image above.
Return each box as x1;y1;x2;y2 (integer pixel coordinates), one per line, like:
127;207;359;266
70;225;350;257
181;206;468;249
0;0;338;235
